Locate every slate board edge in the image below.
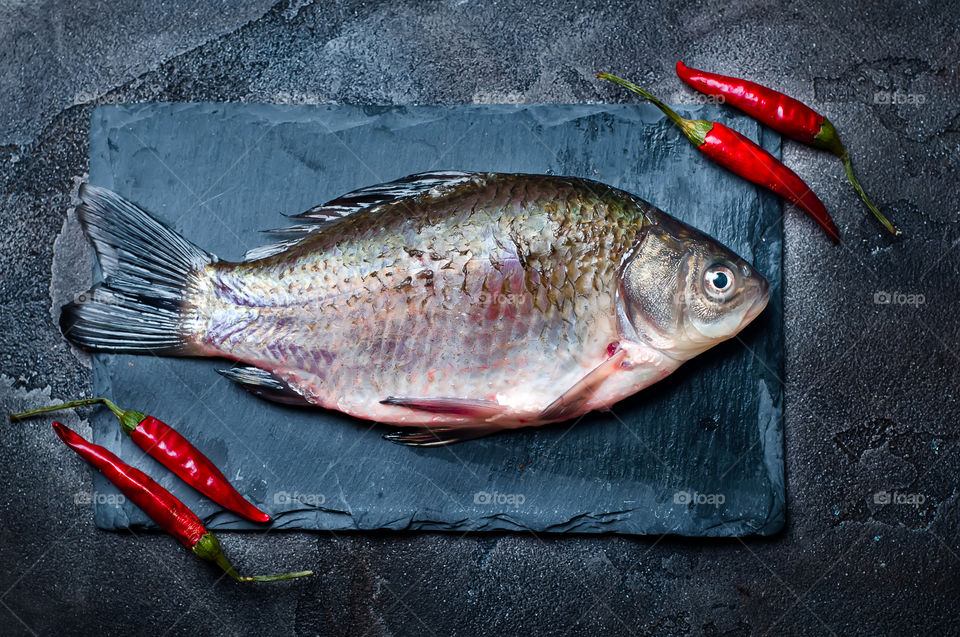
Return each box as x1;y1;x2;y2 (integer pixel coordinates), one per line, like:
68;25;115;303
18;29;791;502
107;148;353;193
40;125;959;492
756;125;786;537
84;103;786;538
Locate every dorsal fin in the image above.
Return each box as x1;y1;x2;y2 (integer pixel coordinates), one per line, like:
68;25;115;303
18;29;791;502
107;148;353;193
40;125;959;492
293;170;477;221
243;171;478;261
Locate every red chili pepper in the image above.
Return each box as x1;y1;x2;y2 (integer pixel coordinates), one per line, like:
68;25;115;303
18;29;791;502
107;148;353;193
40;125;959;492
598;72;839;243
11;398;270;523
676;61;899;237
50;421;312;582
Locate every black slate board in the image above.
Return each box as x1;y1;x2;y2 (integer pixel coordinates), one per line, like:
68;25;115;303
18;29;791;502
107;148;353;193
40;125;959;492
86;103;783;536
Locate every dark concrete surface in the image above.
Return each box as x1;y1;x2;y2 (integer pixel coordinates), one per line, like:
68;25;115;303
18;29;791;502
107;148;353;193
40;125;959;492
1;0;957;635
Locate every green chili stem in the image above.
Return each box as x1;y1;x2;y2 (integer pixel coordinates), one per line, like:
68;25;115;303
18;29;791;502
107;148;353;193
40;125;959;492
596;72;685;127
840;150;900;237
195;532;313;583
597;72;713;146
10;397;124;422
240;570;315;582
211;551;313;582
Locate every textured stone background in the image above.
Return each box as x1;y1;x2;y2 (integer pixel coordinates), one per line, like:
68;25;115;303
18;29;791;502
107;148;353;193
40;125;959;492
1;1;957;635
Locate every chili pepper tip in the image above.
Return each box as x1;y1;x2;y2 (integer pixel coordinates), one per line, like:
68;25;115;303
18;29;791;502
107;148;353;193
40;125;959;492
131;415;273;522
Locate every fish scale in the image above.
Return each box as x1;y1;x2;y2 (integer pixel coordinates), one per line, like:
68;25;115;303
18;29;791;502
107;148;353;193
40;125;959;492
190;175;631;421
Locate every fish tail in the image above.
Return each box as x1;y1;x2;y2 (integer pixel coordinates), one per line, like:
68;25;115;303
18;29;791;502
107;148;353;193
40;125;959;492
60;185;216;355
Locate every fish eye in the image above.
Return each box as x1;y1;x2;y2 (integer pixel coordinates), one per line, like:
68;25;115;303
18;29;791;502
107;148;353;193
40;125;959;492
703;264;736;301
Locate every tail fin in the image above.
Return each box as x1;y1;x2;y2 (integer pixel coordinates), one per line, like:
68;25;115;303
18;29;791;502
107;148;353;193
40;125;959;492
59;185;217;354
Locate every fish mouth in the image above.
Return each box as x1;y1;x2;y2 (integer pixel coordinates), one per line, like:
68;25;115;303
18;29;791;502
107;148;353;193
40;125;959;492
742;278;771;326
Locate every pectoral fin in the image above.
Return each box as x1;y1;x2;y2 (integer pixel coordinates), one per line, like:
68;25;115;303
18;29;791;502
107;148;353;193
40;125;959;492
379;396;506;419
538;347;627;422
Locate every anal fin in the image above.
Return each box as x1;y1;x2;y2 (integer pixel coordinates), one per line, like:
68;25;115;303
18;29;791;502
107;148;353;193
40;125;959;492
217;366;311;406
382;425;501;447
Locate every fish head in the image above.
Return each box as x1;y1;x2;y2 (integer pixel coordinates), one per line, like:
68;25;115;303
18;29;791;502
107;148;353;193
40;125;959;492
615;215;770;361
